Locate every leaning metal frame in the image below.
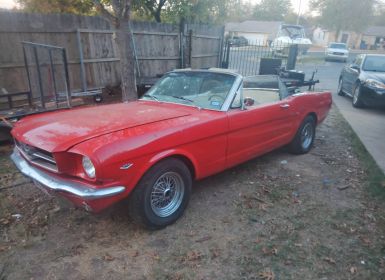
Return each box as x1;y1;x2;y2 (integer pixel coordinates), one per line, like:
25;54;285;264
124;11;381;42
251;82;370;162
22;41;72;109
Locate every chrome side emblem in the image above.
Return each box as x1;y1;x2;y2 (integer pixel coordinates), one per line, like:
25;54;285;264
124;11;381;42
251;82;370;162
120;163;133;170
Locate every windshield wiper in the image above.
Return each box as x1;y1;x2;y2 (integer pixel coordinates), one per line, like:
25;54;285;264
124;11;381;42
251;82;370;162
143;94;160;101
171;95;194;104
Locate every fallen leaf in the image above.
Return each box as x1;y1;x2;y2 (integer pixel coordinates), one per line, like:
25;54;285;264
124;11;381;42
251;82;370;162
185;250;203;262
254;238;262;244
0;245;9;252
323;257;336;264
262;186;271;193
210;248;220;258
350;266;357;274
259;268;275;280
259;203;268;211
132;250;139;257
151;252;160;260
360;236;371;245
195;236;212;243
271;248;278;255
103;253;115;261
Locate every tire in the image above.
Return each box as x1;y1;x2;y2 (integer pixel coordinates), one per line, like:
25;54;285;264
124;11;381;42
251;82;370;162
337;78;345;96
94;94;103;103
128;158;192;230
288;115;316;154
352;83;364;108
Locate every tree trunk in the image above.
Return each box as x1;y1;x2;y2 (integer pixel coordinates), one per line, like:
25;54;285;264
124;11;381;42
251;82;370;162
115;21;137;102
154;6;162;22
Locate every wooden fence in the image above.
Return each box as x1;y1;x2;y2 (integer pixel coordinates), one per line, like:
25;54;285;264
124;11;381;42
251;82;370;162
0;11;224;101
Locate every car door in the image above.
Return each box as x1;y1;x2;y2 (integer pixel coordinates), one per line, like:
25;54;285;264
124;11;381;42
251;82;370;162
343;55;363;94
225;90;297;169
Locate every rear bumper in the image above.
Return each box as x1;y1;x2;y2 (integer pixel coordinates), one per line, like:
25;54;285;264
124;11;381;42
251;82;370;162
11;148;126;210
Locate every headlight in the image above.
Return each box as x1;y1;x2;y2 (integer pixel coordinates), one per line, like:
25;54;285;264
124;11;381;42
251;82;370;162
82;156;96;178
365;79;385;89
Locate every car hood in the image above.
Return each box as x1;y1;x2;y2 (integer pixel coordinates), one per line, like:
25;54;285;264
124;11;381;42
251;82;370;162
327;48;348;53
12;101;191;152
363;71;385;83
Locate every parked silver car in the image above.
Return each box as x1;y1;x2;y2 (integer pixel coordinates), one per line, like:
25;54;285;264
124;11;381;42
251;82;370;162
325;42;349;62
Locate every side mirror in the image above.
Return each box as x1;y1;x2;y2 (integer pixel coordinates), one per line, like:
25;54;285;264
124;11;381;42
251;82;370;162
244;97;255;106
350;64;360;71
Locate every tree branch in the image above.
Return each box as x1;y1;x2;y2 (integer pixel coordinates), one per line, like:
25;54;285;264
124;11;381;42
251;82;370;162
92;0;116;24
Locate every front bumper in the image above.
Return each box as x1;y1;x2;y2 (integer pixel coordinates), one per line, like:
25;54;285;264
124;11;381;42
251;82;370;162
325;53;348;61
11;148;126;202
360;86;385;107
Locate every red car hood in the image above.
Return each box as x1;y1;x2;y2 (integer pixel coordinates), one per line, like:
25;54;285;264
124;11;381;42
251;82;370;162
12;101;191;152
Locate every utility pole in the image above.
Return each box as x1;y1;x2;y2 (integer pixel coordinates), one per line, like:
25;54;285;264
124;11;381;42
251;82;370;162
296;0;302;25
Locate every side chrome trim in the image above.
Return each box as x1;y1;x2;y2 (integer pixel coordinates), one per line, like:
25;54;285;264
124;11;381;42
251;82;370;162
11;149;126;200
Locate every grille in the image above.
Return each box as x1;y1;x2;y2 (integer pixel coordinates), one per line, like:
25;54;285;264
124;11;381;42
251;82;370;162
15;139;58;172
333;52;344;55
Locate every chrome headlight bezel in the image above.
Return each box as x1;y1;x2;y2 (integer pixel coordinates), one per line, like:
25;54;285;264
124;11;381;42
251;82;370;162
82;156;96;178
365;79;385;89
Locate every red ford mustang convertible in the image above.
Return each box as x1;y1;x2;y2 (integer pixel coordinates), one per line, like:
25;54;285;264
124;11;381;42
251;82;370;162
11;69;332;229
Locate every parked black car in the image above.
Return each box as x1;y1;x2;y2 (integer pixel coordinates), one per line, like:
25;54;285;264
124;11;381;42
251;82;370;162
338;54;385;108
228;36;248;47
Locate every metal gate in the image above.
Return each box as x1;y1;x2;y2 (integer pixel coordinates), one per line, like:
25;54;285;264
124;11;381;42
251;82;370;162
221;41;298;76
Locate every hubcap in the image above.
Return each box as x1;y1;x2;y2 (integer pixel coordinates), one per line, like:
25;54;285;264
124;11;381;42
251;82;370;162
150;172;184;217
301;123;313;150
353;86;359;104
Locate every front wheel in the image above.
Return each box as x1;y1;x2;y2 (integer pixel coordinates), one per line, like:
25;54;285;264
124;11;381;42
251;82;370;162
337;78;345;96
352;83;365;108
288;115;316;154
128;158;192;229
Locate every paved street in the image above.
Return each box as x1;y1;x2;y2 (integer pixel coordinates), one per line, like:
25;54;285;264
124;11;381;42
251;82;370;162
297;56;385;174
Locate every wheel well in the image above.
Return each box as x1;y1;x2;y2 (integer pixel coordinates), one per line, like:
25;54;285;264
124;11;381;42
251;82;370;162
155;154;196;180
307;112;317;124
172;155;196;179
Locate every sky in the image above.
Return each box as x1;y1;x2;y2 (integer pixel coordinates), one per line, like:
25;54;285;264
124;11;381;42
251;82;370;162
0;0;312;12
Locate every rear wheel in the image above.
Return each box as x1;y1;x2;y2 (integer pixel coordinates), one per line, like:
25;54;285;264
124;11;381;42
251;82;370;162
128;158;192;229
337;78;345;96
288;115;316;154
352;83;364;108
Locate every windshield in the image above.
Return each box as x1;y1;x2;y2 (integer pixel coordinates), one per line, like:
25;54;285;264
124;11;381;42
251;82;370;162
329;43;347;49
363;56;385;72
279;25;305;39
141;72;236;110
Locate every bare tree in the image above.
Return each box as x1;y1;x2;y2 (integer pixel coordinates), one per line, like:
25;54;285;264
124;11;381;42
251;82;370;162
93;0;137;102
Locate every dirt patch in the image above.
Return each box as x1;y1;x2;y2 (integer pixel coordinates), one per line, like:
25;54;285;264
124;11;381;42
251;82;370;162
1;105;385;280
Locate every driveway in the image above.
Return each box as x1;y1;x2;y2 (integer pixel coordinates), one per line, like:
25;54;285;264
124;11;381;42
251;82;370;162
297;58;385;174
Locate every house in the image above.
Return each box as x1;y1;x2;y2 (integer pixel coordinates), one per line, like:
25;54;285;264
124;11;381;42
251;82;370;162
312;26;385;50
360;26;385;50
225;21;282;46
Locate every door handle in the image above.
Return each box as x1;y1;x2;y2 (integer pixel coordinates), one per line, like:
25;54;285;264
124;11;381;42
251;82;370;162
280;104;290;109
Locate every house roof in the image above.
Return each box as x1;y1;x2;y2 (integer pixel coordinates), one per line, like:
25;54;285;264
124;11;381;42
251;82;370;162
363;26;385;37
225;21;282;36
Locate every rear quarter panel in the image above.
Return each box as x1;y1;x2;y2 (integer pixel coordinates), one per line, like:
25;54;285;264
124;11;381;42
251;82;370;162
288;90;332;131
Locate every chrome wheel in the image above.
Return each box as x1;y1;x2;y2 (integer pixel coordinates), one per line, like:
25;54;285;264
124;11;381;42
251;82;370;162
301;122;314;150
337;79;344;96
150;172;185;218
352;84;364;108
353;86;359;104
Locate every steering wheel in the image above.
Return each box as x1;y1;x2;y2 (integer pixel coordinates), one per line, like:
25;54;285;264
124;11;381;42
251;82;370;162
208;94;225;102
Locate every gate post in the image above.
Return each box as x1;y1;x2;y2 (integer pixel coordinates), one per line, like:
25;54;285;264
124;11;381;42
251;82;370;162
286;44;298;70
221;40;230;69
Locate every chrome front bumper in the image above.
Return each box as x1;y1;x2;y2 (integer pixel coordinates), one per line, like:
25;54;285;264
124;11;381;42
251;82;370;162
11;148;126;200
